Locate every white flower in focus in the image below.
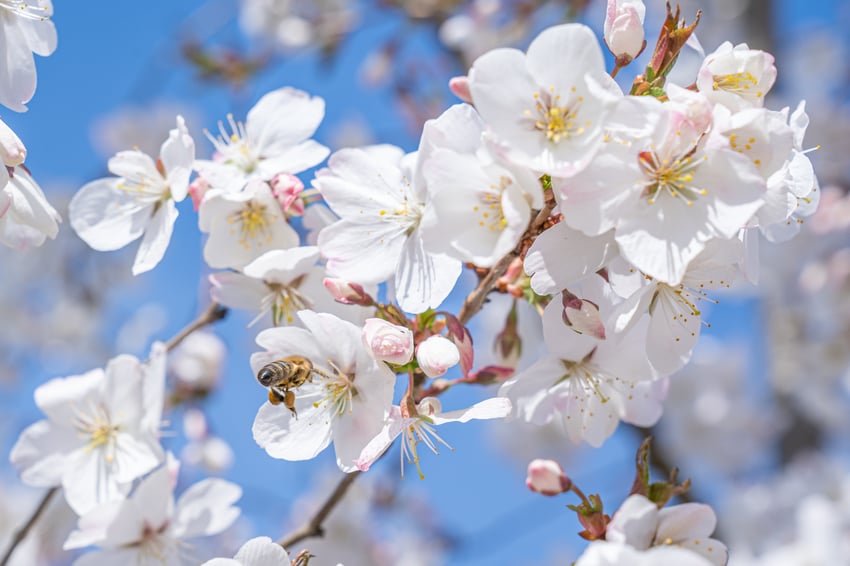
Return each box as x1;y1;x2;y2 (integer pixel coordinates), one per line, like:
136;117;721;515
209;246;326;326
201;536;290;566
0;164;60;250
195;87;329;194
0;0;56;111
416;335;460;378
10;343;167;515
361;318;414;365
579;494;727;566
69;116;195;275
696;42;777;112
577;541;715;566
419;104;543;267
65;462;242;566
198;180;299;269
604;0;646;62
355;396;512;478
315;145;462;313
251;310;395;472
468;23;622;177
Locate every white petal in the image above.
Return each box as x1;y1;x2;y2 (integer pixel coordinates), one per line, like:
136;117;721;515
243;246;320;281
0;16;36;111
319;219;404;284
606;494;658;549
430;397;512;425
69;178;150;251
395;231;462;313
252;394;333;461
161;115;195;201
210;271;268;311
10;419;75;487
257;139;329;178
247;87;325;153
232;536;291;565
172;478;241;539
525;224;617;295
132;201;178;275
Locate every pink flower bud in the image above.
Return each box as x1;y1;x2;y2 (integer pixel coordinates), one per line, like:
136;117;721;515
448;76;473;103
323;277;375;306
0;119;26;167
416;335;460;378
604;0;646;61
188;176;211;210
526;459;572;496
562;293;606;340
270;173;305;217
362;318;414;365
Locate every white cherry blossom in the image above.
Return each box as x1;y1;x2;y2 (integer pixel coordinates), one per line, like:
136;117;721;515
251;310;395;472
354;396;511;478
65;461;241;566
0;0;56;111
209;246;336;326
198;180;298;269
69;116;195;275
469;23;622;177
195;87;328;194
696;42;777;112
315;145;462;313
10;343;167;515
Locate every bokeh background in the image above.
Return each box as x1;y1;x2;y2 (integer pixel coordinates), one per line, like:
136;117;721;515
1;0;849;564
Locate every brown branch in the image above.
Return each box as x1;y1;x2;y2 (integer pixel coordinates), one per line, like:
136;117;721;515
164;301;228;352
0;302;228;566
0;487;57;566
278;471;362;550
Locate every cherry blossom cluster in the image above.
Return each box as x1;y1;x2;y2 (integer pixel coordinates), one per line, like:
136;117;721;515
4;0;825;564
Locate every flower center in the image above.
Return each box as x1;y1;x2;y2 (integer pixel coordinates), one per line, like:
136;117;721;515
312;360;356;418
529;87;588;143
75;404;121;463
474;175;511;231
204;114;259;173
712;71;762;98
228;200;275;249
638;150;707;206
263;280;311;326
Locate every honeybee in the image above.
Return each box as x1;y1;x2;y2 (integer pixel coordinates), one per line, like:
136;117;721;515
256;355;323;417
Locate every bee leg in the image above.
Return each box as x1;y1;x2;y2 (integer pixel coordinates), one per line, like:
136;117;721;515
284;390;298;419
268;389;286;406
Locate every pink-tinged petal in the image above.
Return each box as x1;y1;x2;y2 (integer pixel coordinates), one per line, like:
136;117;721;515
498;357;566;425
132;200;178;275
0;16;36;111
525;223;618;295
232;536;291;565
161;116;195;201
319;219;404;284
10;420;75;487
172;478;241;539
541;297;597;362
606;494;658;549
246;87;325;153
395;232;462;313
252;392;333;461
354;406;406;471
69;178;150;251
210;271;268;311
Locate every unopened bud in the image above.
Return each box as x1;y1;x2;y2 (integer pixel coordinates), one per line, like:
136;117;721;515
448;76;473;104
562;292;606;340
0;119;26;167
416;335;460;378
188;176;211;211
270;173;305;217
526;459;572;496
362;318;414;365
322;277;375;306
604;0;647;62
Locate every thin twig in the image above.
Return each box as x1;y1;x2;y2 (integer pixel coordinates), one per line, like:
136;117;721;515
0;487;57;566
278;471;362;550
0;303;228;566
164;301;228;352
